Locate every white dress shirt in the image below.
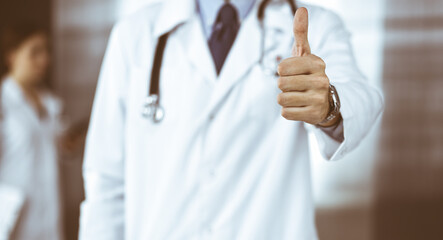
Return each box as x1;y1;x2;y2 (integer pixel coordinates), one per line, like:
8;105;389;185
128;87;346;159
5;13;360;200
197;0;256;39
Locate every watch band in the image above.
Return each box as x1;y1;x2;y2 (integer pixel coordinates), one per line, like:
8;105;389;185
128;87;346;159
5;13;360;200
318;84;341;125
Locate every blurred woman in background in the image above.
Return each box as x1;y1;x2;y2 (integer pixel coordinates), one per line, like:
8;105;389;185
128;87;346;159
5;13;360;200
0;24;63;240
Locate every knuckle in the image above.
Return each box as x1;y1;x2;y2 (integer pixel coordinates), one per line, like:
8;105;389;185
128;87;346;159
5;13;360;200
319;78;329;89
318;58;326;69
312;55;326;68
313;75;328;89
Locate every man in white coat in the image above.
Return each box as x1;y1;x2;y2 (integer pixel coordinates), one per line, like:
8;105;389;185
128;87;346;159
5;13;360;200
79;0;383;239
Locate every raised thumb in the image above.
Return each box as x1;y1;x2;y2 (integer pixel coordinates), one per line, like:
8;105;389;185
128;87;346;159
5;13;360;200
292;7;311;57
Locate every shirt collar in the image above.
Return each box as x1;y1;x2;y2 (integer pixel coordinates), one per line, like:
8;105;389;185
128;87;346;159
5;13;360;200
197;0;257;38
153;0;258;38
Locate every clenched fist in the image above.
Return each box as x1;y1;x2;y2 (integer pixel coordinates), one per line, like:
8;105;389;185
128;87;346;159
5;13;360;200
277;7;341;127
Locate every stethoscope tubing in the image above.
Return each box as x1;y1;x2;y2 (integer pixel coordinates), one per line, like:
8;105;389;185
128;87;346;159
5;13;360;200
143;0;297;123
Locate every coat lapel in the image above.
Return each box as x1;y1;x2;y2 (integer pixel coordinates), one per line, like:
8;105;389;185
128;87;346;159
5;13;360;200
199;1;294;119
156;0;217;82
198;1;263;119
177;14;218;83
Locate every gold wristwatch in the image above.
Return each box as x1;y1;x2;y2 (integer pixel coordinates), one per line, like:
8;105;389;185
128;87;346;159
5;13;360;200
318;84;341;125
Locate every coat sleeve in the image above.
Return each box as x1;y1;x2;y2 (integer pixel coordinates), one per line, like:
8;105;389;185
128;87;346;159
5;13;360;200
79;21;129;240
305;8;384;161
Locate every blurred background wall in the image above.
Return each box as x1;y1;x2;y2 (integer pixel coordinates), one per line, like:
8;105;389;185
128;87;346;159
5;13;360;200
375;0;443;239
307;1;385;240
2;0;442;239
52;0;119;238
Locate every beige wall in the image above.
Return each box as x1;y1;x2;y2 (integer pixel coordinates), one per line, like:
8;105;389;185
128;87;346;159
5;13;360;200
52;0;118;239
375;0;443;239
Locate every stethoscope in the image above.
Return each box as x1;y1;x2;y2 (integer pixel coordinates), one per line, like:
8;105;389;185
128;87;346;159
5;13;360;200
142;0;297;123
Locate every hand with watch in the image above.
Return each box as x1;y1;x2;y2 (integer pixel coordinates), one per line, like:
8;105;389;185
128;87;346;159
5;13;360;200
276;7;342;128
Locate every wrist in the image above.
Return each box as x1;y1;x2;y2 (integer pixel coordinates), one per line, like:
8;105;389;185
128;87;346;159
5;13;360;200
317;84;341;127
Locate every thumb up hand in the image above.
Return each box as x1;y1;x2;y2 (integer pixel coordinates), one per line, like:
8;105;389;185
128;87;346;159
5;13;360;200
277;7;340;127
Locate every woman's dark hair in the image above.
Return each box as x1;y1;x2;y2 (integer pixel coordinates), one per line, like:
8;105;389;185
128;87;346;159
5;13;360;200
0;23;47;78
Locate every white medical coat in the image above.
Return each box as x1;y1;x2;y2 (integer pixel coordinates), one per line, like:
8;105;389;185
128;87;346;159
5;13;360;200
0;77;62;240
79;0;384;239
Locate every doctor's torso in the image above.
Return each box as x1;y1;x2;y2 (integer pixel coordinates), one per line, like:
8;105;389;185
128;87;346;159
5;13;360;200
84;1;346;239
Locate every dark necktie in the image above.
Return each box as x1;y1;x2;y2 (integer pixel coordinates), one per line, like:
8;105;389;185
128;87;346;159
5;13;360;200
208;3;240;75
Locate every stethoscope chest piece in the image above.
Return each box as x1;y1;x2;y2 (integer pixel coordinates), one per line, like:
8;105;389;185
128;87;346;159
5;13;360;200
142;94;164;123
